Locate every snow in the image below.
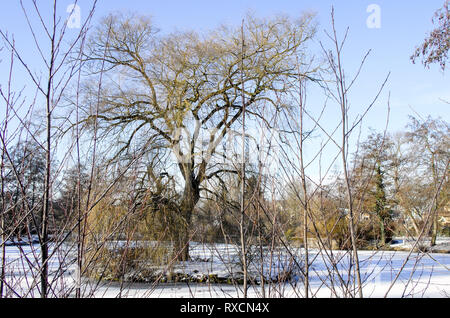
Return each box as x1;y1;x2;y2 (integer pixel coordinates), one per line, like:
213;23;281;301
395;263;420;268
1;241;449;298
390;237;450;253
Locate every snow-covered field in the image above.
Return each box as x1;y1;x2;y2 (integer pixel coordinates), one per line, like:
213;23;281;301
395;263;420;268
2;241;449;298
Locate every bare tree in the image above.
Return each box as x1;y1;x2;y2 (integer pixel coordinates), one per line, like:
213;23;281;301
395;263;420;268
317;8;390;298
79;12;317;262
0;0;97;297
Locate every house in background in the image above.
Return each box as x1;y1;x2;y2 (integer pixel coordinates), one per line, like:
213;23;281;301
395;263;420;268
438;205;450;227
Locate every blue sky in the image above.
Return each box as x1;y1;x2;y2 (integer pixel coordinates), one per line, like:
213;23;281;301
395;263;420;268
0;0;447;130
0;1;448;180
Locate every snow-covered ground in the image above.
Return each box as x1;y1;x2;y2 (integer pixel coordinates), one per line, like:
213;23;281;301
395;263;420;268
2;241;449;298
390;237;450;253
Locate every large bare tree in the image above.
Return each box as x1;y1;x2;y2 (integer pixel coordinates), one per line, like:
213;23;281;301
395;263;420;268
80;13;317;261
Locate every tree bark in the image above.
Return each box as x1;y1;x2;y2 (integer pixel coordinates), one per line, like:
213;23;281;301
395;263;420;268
174;167;200;262
379;217;386;245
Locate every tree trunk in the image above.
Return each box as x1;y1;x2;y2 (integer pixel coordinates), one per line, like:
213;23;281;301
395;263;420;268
431;211;438;247
173;168;200;262
0;210;5;298
379;217;386;245
430;156;438;247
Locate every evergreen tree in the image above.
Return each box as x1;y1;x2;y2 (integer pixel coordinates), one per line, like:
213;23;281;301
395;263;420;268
372;162;393;245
